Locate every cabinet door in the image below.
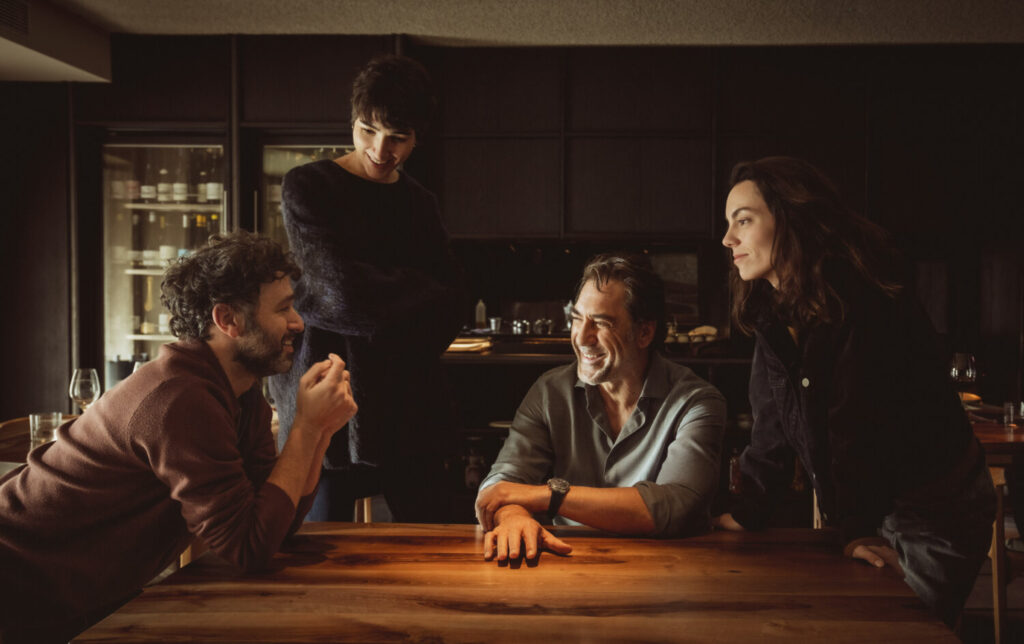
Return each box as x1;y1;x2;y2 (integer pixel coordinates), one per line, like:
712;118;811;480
75;35;231;123
429;48;562;134
567;137;711;237
239;35;393;124
568;47;713;132
440;139;561;237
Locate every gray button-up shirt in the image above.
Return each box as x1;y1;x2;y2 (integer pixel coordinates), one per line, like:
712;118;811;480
480;353;726;536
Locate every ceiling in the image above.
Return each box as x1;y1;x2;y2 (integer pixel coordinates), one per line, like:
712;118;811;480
3;0;1024;82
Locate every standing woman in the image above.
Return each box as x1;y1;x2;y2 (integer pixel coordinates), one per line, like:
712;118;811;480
713;156;994;627
269;55;463;522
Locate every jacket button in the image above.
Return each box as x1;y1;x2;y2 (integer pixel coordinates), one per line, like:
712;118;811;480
801;377;810;388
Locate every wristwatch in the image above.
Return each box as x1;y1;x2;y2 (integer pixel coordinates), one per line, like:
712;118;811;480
546;478;571;518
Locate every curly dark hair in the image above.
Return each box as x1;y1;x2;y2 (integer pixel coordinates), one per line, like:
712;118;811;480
161;231;301;341
575;253;667;352
350;54;436;136
727;156;900;335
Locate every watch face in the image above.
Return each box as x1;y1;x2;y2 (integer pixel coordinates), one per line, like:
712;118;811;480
548;478;570;494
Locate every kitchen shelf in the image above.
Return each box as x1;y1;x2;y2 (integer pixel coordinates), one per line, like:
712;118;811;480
125;334;175;342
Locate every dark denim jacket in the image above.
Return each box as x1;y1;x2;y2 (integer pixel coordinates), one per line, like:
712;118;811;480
731;281;974;542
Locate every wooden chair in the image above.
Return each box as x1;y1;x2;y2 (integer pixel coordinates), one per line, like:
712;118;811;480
0;417;31;462
989;466;1024;644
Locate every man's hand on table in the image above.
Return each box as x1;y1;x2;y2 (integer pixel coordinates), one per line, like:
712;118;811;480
475;481;547;531
482;505;572;562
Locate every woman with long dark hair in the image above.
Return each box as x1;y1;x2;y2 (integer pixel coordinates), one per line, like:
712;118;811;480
713;156;994;627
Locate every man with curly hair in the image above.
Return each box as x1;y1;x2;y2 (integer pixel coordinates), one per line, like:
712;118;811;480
0;232;357;643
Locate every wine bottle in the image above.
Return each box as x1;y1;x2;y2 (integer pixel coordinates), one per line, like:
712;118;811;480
179;213;191;257
140;156;157;203
172;148;188;203
194;214;208;249
156;149;172;203
195;148;208;204
140;275;157;335
205;148;222;202
129;212;143;267
208;213;220;241
125;148;141;202
142;212;159;267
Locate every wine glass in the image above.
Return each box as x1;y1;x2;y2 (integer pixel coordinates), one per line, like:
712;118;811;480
69;368;102;412
949;353;978;407
949;353;978;386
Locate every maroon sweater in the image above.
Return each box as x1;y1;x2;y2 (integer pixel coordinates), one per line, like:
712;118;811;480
0;341;311;635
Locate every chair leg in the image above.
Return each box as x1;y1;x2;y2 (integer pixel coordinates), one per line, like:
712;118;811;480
991;469;1007;644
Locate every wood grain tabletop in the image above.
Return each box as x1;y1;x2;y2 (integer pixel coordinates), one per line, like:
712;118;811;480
75;522;954;643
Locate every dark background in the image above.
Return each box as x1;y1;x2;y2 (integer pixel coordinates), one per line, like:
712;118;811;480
1;35;1022;434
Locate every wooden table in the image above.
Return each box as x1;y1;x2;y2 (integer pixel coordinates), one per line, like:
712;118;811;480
974;420;1024;461
76;522;954;643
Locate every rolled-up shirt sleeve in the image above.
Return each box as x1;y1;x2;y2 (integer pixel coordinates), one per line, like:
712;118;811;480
478;356;725;538
635;391;726;536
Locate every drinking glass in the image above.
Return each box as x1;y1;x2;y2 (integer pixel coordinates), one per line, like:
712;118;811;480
29;412;62;449
69;368;102;412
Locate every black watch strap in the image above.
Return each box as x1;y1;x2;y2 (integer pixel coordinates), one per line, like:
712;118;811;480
546;478;570;518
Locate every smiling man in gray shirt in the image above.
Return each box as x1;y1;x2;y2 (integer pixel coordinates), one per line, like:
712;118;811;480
475;253;726;562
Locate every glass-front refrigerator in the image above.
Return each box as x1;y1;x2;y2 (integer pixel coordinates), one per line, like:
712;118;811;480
102;143;227;385
259;144;353;249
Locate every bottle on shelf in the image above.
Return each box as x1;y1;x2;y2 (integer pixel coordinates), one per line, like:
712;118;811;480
205;148;223;203
179;213;192;257
195;148;208;204
140;156;157;204
158;214;178;264
156;150;172;204
124;148;141;202
194;214;208;249
142;212;160;267
208;213;220;241
140;275;157;334
172;148;188;203
475;299;487;329
129;212;143;267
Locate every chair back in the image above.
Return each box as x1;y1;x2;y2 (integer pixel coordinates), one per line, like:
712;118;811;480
0;417;30;462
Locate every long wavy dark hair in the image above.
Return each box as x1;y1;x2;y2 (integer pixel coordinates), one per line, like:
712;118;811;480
728;156;901;335
161;231;301;341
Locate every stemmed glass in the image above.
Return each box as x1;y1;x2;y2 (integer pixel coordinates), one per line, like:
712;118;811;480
949;353;978;387
949;353;978;407
69;368;102;412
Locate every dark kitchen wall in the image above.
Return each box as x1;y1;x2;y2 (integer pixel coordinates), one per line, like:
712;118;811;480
405;43;1024;401
2;37;1022;417
0;83;74;420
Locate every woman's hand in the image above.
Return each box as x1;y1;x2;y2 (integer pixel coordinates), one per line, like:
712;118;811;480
845;537;904;576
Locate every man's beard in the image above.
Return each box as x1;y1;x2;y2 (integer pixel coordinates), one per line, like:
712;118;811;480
233;320;293;378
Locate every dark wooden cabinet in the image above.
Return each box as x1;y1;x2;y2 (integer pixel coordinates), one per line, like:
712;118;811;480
238;35;393;125
567;136;711;236
74;35;231;124
566;47;713;132
440;138;561;236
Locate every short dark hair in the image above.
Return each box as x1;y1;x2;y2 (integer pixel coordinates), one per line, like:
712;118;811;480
161;231;301;341
350;55;436;137
576;253;667;351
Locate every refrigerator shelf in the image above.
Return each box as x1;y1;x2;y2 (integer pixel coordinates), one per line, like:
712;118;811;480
121;202;223;213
